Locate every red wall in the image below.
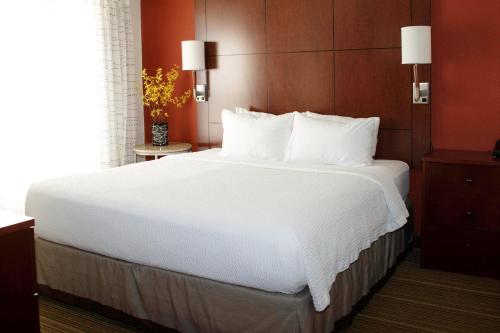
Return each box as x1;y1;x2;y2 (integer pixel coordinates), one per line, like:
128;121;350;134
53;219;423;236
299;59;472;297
141;0;197;150
431;0;500;151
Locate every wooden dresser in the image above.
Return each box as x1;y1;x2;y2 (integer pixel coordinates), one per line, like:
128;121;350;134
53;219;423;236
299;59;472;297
422;149;500;278
0;213;40;332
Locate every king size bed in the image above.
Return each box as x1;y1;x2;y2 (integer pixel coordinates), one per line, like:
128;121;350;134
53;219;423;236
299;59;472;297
27;141;412;332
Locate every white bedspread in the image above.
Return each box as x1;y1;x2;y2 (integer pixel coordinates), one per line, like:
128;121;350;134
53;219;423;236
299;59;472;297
26;149;409;311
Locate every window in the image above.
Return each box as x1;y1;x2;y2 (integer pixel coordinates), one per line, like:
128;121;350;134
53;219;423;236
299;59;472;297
0;0;142;213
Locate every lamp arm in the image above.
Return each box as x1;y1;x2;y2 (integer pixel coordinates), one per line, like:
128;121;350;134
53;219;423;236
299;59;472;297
413;64;420;101
192;70;197;96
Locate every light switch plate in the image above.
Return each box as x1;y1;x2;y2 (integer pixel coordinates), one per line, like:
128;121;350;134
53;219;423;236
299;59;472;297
413;82;430;104
195;84;207;102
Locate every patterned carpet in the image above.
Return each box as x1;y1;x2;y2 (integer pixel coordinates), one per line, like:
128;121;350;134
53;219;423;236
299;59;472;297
39;250;500;333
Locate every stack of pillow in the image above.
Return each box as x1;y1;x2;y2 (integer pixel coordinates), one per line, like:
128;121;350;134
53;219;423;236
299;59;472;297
220;107;380;167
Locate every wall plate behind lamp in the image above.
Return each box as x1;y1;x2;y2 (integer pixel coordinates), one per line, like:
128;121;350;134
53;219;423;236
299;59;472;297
413;82;429;104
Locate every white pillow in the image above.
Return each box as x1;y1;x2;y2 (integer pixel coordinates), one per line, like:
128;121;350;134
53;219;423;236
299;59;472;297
286;112;374;166
234;106;275;118
304;111;380;157
220;109;294;160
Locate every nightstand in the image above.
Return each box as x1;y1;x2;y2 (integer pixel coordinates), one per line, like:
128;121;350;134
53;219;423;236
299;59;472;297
0;212;40;332
422;149;500;278
133;142;192;162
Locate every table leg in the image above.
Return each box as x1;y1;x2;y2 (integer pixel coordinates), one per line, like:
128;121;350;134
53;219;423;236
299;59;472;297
135;154;137;163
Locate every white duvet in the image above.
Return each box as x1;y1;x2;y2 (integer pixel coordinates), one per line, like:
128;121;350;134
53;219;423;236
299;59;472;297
26;149;409;311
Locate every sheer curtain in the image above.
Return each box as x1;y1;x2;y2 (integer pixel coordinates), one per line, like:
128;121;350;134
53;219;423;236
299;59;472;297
0;0;141;213
96;0;139;167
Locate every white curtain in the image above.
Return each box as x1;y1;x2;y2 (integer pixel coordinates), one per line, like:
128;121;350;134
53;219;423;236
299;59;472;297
0;0;141;213
95;0;138;167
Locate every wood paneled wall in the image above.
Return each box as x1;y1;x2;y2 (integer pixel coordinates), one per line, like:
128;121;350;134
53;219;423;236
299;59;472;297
195;0;431;167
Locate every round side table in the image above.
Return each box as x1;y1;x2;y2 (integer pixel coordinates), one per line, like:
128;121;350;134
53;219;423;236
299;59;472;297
133;142;192;162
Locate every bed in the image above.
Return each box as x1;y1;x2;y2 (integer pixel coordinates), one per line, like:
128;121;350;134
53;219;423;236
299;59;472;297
27;148;412;333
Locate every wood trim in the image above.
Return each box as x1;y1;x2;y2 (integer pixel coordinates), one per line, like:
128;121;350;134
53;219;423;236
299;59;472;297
196;0;432;167
422;149;499;166
0;216;34;237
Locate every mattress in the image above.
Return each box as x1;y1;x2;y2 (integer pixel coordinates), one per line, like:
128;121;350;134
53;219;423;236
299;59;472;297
371;159;409;199
26;149;409;311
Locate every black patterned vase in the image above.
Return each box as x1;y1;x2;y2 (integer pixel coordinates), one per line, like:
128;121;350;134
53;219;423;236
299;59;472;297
152;122;168;146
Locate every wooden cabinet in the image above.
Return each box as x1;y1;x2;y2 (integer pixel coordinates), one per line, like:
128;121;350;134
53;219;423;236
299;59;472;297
422;150;500;278
0;213;40;332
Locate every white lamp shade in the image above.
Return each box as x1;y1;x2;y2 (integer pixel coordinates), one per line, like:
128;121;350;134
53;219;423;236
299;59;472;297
181;40;205;70
401;26;431;64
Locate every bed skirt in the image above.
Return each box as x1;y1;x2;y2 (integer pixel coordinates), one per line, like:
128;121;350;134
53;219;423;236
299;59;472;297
36;202;413;333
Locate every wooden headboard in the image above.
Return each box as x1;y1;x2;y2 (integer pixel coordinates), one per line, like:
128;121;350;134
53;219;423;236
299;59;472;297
194;0;431;168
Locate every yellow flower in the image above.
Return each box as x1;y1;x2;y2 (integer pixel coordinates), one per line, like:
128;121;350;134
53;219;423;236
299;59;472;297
142;65;191;123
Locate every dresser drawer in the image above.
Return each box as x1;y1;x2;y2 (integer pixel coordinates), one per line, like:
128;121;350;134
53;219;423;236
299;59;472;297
426;162;500;197
422;229;500;278
425;162;500;232
425;195;500;232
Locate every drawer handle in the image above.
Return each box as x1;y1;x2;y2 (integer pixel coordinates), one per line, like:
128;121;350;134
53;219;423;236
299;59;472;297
465;210;473;217
33;293;38;297
465;178;473;184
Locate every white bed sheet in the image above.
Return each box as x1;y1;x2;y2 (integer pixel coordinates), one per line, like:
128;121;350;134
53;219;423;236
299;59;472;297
26;149;409;311
372;159;409;199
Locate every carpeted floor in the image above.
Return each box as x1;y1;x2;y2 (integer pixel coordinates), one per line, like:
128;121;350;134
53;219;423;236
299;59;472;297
39;250;500;333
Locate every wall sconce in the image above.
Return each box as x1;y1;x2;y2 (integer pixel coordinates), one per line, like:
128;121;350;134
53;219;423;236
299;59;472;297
181;40;206;102
401;26;432;104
